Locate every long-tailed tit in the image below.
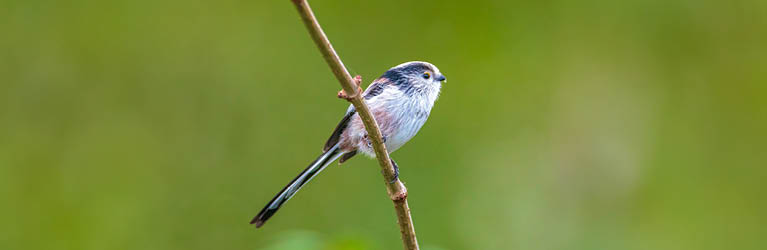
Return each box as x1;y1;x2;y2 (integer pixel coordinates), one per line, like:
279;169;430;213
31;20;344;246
251;61;446;227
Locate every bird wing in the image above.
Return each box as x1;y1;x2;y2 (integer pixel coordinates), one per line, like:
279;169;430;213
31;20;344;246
363;79;387;100
323;77;391;152
323;107;355;152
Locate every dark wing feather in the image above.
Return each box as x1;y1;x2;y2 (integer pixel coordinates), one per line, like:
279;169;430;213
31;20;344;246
339;150;357;163
323;108;355;152
364;77;392;99
364;82;385;99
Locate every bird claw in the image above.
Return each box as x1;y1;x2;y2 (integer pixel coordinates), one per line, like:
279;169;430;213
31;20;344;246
337;75;363;101
363;135;387;148
388;159;399;184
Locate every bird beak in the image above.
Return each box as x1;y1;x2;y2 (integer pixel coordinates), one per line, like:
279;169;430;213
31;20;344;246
436;74;446;82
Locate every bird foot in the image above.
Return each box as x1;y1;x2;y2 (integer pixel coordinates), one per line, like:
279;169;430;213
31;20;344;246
363;134;386;148
337;75;363;101
388;159;399;184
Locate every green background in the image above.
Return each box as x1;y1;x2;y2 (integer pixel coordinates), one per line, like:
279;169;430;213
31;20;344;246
2;0;766;249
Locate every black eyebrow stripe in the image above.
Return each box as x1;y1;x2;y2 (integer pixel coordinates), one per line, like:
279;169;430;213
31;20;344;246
380;63;432;83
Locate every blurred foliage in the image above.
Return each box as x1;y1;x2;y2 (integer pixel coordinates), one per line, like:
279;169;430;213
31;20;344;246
1;0;766;249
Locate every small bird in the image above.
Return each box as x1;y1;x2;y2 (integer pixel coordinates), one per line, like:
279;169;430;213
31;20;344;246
251;61;446;228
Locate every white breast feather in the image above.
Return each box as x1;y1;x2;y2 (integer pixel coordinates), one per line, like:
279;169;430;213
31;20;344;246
357;83;441;156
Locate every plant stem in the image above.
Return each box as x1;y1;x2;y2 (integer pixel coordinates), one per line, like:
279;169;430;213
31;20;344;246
289;1;419;249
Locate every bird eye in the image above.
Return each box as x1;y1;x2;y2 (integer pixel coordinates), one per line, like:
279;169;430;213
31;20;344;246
422;72;431;79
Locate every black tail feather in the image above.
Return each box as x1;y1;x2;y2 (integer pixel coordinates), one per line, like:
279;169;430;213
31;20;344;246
251;144;342;228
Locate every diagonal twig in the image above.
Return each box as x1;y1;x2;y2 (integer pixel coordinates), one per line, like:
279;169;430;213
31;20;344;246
289;1;419;249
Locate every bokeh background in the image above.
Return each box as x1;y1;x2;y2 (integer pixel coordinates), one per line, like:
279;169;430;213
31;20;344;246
2;0;766;249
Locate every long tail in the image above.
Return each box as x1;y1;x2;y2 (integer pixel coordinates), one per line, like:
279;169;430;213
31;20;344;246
250;144;343;228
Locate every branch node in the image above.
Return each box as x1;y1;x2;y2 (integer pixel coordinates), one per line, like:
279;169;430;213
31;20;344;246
391;190;408;201
337;75;363;101
389;183;408;201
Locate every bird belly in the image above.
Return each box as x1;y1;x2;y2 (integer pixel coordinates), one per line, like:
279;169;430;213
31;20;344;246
385;114;427;152
350;88;435;157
